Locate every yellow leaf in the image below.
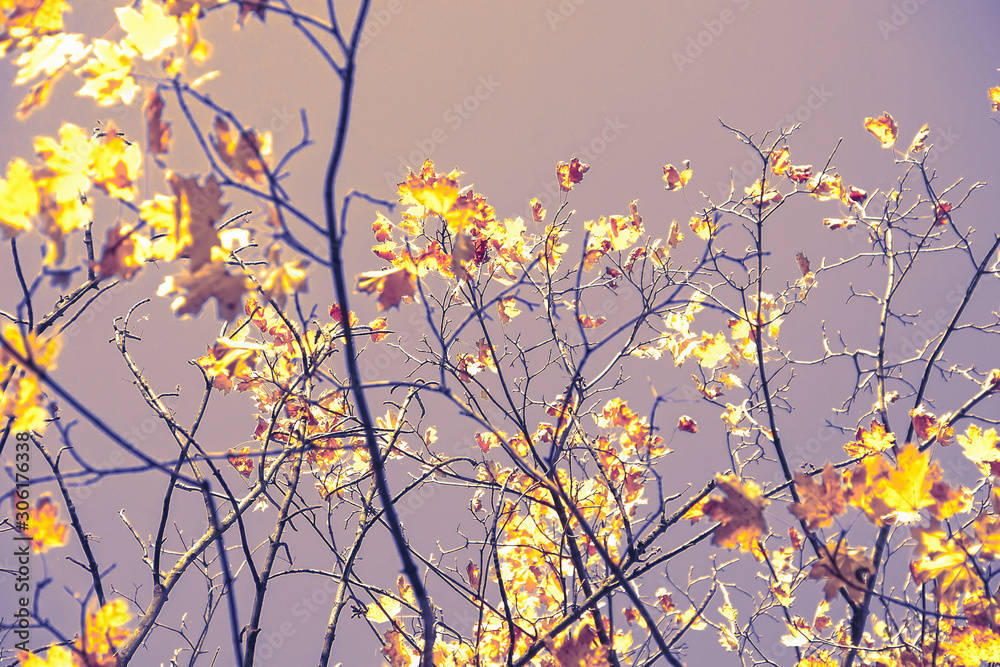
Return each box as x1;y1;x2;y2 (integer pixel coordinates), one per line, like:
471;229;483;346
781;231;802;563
864;111;897;149
14;32;85;84
704;474;768;552
22;495;68;553
75;39;139;106
116;0;179;60
158;260;252;321
0;159;40;238
367;595;402;623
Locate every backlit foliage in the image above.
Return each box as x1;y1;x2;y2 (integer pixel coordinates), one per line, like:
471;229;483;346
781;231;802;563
2;2;1000;666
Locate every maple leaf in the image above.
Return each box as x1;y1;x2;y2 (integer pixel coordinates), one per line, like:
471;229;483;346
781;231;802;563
14;32;85;84
548;623;610;667
197;336;266;394
145;90;171;154
941;626;1000;667
211;115;271;184
0;158;40;238
958;424;1000;476
367;595;402;623
662;161;692;191
158;260;253;320
94;222;150;280
382;629;417;667
258;244;309;308
788;464;847;529
704;474;768;552
89;122;142;200
677;415;698;433
369;317;389;342
20;494;68;553
17;645;74;666
991;86;1000;112
910;523;978;609
34;123;93;204
864;111;897;149
787;164;812;183
227;446;255;477
556;157;589;191
873;443;941;523
809;538;874;605
116;0;179;60
356;266;417;310
82;599;132;663
167;172;229;271
75;39;139;107
400;159;460;218
843;420;895;458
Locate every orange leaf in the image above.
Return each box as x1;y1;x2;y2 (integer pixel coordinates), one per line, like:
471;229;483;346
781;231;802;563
20;495;68;553
704;474;768;552
906;123;930;156
227;446;254;477
157;260;252;321
843;420;895;458
864;111;897;149
788;464;846;529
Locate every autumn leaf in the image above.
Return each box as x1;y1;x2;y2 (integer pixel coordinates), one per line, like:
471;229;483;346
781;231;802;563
864;111;897;149
197;336;266;394
745;179;782;208
991;86;1000;112
498;297;521;324
704;474;768;552
823;217;856;230
75;39;139;107
145;90;171;154
843;420;895;458
877;443;941;524
934;200;951;225
906;123;930;155
89;122;142;200
82;599;132;662
14;32;84;85
549;623;609;667
809;538;874;605
770;146;790;175
808;173;843;201
788;464;846;529
20;494;68;553
167;172;229;271
677;416;698;433
356;266;417;310
211;115;271;184
227;446;254;477
662;161;692;191
157;259;252;320
909;405;953;445
94;222;150;280
556;157;589;191
958;424;1000;476
116;0;179;60
530;197;546;222
0;158;40;238
367;595;402;623
257;244;309;308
